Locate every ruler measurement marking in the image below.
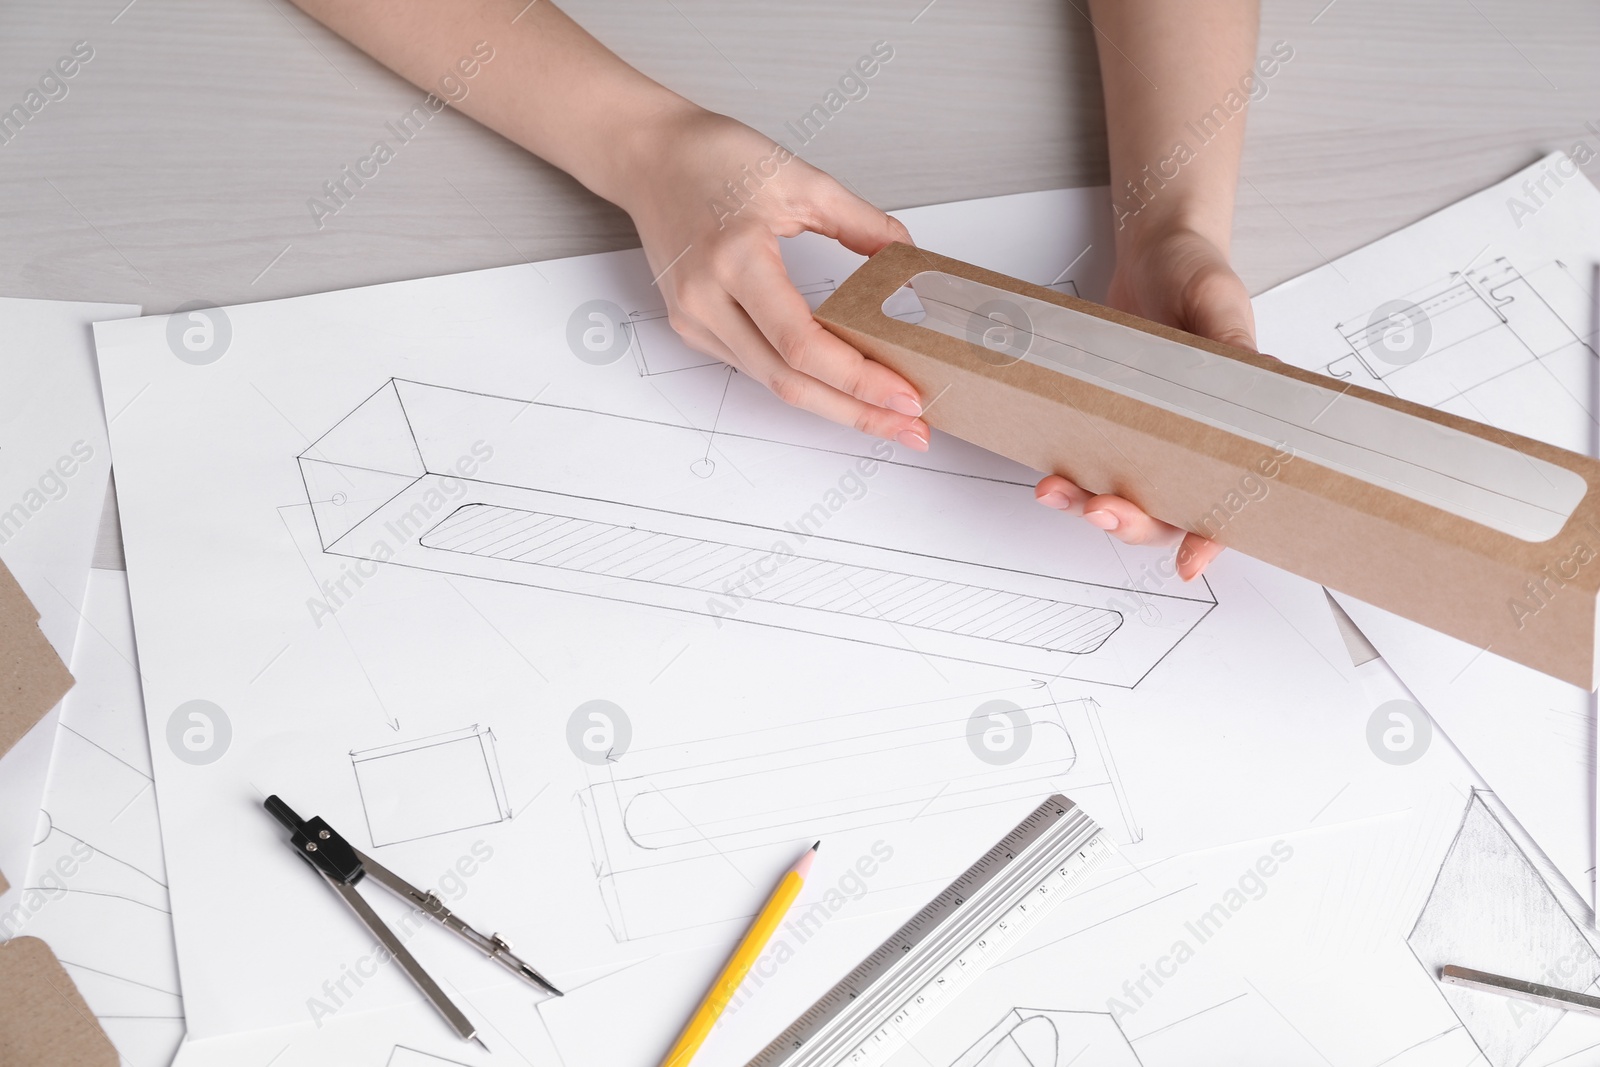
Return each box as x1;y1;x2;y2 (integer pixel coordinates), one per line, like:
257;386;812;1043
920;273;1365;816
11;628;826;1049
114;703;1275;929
747;796;1109;1067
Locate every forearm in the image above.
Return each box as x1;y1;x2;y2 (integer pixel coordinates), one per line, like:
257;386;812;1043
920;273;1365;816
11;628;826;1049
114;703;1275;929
288;0;696;209
1084;0;1260;254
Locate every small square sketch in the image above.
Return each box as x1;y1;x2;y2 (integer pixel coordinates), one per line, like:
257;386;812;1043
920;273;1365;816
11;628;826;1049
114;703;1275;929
385;1046;474;1067
352;725;509;846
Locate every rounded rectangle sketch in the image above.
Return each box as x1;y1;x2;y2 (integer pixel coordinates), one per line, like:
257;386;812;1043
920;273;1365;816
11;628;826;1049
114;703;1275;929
422;502;1124;657
351;726;510;847
298;379;1215;688
577;689;1138;941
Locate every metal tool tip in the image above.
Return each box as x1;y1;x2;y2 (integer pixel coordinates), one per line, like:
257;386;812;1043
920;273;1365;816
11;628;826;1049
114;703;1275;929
471;1034;490;1052
520;964;563;997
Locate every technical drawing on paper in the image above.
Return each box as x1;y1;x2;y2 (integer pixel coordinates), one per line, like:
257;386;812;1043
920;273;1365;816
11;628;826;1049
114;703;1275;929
950;1008;1140;1067
351;725;510;846
629;280;837;377
297;379;1215;687
27;734;183;1052
1325;257;1597;409
576;687;1139;941
385;1046;475;1067
1407;791;1600;1067
18;573;185;1067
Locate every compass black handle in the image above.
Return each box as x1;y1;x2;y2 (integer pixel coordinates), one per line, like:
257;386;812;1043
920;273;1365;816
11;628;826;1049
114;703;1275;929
264;794;304;832
264;794;365;885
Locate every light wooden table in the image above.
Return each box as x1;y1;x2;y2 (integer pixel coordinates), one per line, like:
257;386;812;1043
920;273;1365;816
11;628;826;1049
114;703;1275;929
1;0;1597;564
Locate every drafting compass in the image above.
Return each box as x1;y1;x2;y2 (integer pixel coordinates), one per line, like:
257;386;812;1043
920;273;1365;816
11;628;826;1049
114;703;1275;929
264;795;560;1047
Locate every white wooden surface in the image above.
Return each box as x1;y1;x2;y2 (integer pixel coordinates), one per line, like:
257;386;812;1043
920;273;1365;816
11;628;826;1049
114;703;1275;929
1;0;1597;564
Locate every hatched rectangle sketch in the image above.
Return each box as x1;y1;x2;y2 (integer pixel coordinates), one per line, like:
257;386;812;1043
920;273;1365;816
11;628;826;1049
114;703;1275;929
423;503;1125;655
577;687;1138;941
629;280;836;376
1326;257;1597;409
298;379;1215;687
951;1008;1140;1067
351;725;510;847
1407;790;1600;1067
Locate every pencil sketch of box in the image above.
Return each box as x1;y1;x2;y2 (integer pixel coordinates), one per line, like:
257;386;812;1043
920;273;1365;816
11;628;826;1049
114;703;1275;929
297;379;1214;687
578;689;1139;941
350;725;510;847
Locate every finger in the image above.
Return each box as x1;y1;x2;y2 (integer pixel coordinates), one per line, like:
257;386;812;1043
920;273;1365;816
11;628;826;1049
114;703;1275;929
798;179;914;258
665;313;753;376
724;248;923;416
1034;474;1088;517
1184;264;1258;351
1176;533;1225;580
1079;493;1185;548
706;294;930;449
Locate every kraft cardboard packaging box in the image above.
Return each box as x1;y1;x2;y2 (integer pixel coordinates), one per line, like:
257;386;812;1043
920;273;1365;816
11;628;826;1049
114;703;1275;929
818;243;1600;689
0;937;118;1066
0;553;74;863
0;557;116;1066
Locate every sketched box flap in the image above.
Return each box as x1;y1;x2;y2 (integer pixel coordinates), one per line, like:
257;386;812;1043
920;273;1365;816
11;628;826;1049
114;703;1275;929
298;379;428;552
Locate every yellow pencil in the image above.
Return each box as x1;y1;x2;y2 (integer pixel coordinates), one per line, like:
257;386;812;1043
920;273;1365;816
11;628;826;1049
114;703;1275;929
660;841;819;1067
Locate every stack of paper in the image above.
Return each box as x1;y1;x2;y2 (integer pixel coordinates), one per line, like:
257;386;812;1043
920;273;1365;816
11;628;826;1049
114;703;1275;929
7;158;1599;1067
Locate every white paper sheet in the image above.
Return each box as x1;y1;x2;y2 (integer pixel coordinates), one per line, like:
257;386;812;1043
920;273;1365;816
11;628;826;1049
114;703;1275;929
0;296;136;918
1253;150;1600;907
18;569;186;1067
95;186;1457;1064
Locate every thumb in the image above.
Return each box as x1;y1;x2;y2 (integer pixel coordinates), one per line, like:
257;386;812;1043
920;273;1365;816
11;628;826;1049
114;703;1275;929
802;179;914;257
1186;273;1258;352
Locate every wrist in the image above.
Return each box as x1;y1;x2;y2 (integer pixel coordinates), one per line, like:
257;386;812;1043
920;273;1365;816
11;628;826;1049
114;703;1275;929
1110;178;1235;262
588;94;710;214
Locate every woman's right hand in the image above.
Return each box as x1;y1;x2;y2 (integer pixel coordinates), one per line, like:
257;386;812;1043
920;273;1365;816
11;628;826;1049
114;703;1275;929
613;106;931;452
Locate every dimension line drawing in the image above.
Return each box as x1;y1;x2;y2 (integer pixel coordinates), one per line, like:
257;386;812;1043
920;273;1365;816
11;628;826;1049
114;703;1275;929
950;1008;1142;1067
351;725;510;847
629;280;837;377
576;687;1139;941
1407;790;1600;1067
298;379;1215;687
1325;257;1598;409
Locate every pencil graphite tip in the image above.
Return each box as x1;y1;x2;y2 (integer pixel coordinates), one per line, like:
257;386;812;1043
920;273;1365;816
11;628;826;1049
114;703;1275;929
794;842;819;880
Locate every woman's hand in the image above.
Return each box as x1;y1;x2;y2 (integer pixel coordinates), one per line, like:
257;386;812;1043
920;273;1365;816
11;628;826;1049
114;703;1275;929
614;107;930;451
1034;224;1256;580
280;3;928;449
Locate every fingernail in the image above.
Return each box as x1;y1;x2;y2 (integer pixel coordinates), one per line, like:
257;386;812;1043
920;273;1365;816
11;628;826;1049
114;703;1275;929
1083;510;1119;531
895;429;929;452
1037;491;1072;511
884;394;922;417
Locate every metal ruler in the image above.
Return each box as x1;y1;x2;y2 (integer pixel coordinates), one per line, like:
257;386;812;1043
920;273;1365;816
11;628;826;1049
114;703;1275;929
745;795;1110;1067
